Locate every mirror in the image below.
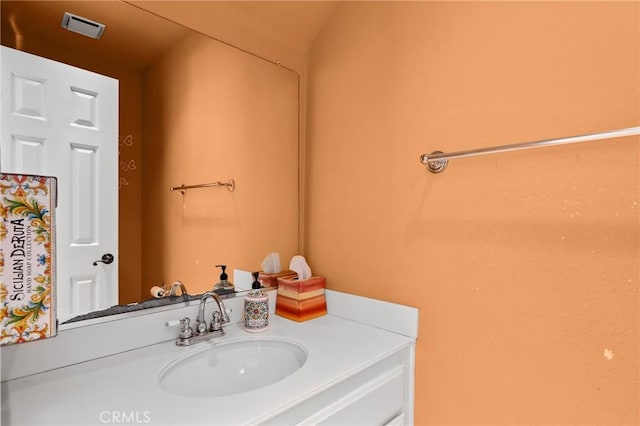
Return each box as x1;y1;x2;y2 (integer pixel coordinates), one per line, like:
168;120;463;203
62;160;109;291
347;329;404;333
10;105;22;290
1;1;299;325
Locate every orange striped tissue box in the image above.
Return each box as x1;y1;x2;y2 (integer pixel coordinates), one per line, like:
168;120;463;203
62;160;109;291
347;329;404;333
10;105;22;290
275;276;327;322
258;270;297;288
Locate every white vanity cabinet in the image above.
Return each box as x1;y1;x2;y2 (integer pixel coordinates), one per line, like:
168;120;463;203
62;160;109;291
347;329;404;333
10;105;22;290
1;290;418;426
261;344;414;425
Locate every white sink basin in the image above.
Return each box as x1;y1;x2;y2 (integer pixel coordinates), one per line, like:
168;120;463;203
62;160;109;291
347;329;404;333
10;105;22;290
158;338;307;398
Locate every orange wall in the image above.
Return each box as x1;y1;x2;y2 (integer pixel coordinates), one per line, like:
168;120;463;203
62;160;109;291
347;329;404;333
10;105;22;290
2;12;301;304
0;35;143;305
305;2;639;425
141;31;299;295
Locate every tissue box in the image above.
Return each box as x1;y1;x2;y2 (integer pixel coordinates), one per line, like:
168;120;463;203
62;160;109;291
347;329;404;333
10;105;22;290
276;276;327;322
0;174;57;346
258;270;297;288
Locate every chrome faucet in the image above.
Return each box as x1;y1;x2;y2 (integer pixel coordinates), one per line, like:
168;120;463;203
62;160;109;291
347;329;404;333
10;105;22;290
196;291;230;335
166;291;230;346
169;280;188;297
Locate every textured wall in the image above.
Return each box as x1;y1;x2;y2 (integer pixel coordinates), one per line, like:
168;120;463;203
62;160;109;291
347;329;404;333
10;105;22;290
142;32;299;295
305;2;639;425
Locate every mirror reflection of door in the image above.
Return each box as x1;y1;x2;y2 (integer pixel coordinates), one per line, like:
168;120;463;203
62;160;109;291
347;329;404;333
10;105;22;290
0;46;119;321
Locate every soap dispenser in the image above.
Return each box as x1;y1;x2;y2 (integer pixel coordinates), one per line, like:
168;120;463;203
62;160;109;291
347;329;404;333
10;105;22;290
244;272;269;332
213;264;235;295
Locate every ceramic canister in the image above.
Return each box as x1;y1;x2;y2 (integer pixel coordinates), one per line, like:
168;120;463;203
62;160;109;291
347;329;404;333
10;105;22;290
244;289;269;332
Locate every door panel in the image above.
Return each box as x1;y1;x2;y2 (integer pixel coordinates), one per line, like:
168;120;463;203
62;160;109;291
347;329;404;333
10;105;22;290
70;143;97;244
11;74;47;120
9;134;46;173
1;46;118;321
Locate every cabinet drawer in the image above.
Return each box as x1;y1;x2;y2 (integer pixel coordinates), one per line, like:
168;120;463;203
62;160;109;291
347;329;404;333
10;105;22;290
260;347;412;426
313;365;404;425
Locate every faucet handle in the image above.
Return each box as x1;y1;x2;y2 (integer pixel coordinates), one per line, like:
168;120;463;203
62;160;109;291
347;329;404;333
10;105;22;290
179;317;193;339
166;317;193;339
165;319;180;327
210;311;224;332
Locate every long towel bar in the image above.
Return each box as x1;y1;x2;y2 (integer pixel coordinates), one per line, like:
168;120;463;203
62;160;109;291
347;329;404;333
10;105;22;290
170;179;235;194
420;127;640;173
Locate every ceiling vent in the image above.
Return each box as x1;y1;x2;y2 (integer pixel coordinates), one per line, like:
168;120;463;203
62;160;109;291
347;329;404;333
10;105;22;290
61;12;106;39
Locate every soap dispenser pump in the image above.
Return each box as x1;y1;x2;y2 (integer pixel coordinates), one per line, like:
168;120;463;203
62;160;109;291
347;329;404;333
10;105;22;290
213;264;235;295
244;272;269;332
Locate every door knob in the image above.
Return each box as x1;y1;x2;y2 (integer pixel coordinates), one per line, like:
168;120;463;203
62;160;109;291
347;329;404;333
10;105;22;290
93;253;114;266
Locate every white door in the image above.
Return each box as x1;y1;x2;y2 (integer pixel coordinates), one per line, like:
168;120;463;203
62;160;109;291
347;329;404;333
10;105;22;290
0;46;118;321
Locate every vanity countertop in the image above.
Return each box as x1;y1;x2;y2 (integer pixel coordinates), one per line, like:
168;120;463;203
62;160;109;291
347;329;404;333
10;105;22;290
1;313;414;425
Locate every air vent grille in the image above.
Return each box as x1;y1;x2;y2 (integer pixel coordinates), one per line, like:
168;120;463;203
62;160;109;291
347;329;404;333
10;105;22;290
61;12;105;39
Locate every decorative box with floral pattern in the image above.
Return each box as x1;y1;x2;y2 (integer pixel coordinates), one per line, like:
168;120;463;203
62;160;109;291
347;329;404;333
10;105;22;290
0;174;57;346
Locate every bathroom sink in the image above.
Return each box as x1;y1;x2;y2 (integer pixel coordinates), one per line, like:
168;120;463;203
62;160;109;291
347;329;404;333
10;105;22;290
158;338;307;398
